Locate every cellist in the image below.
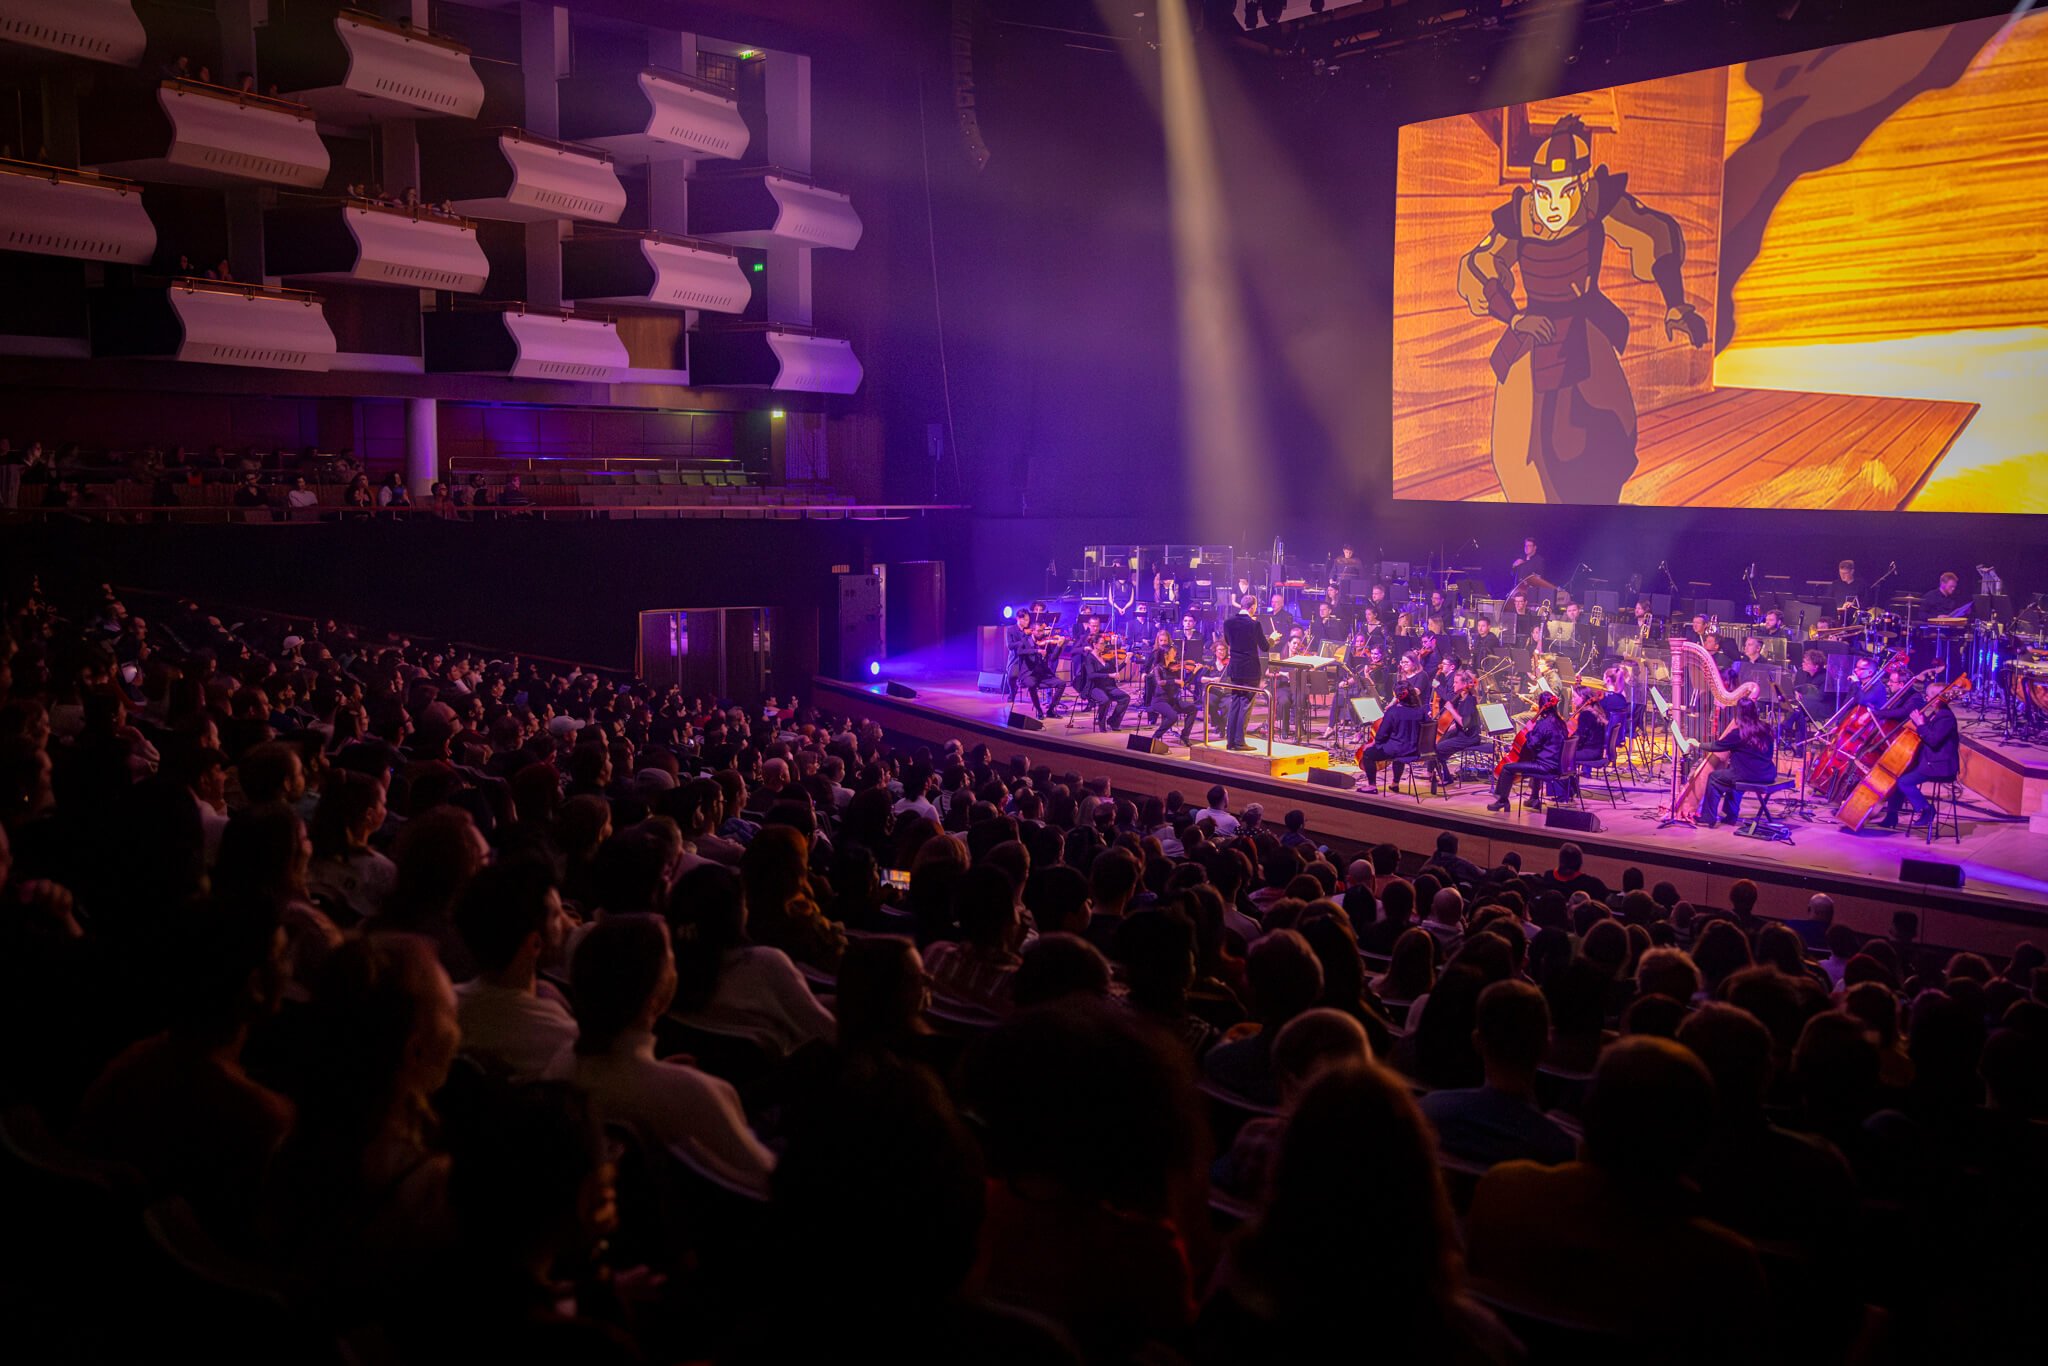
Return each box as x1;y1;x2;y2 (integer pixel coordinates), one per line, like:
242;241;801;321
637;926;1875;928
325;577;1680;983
1431;670;1485;791
1488;692;1566;813
1870;680;1959;831
1356;685;1427;795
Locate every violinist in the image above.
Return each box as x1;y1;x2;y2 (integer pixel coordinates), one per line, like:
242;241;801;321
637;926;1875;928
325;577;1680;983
1070;636;1129;731
1356;685;1427;795
1488;692;1566;812
1871;679;1959;831
1431;670;1485;789
1698;699;1776;829
1007;607;1065;718
1145;632;1196;746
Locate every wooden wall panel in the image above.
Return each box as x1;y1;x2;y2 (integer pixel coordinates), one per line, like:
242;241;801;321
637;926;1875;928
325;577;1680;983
1393;68;1728;499
1727;17;2048;345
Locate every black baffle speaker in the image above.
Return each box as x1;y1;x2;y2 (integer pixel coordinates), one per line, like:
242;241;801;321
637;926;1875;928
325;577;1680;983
1899;856;1963;889
1006;711;1044;732
884;681;918;699
1307;768;1353;789
1126;735;1168;755
1544;808;1603;833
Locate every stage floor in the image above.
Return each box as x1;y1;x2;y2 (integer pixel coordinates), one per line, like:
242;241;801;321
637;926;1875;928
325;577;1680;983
819;671;2048;953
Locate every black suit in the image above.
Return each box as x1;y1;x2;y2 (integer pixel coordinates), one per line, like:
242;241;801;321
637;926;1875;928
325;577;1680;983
1883;706;1958;821
1221;613;1266;748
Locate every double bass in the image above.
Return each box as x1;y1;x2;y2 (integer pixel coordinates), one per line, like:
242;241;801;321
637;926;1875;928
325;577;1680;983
1836;674;1972;831
1806;658;1936;800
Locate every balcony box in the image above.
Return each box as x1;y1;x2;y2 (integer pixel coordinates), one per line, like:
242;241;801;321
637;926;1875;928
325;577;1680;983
688;169;861;250
423;307;627;381
266;201;488;292
562;231;749;313
0;0;144;66
691;325;861;394
81;80;328;188
421;129;625;223
259;10;485;124
558;68;749;163
89;279;336;370
0;159;154;263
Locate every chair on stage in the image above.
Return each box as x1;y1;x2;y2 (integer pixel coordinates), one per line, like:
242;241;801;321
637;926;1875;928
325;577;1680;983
1576;728;1626;808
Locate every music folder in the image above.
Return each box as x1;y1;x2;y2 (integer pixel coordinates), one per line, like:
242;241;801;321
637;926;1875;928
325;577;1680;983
1350;697;1385;724
1478;702;1513;735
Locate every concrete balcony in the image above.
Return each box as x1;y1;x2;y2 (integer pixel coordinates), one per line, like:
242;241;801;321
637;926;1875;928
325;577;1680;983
0;158;154;263
80;79;329;188
89;278;336;371
0;0;144;66
423;305;627;381
691;324;861;394
688;167;861;250
561;230;750;313
265;199;488;293
421;129;625;224
558;67;749;163
260;9;485;124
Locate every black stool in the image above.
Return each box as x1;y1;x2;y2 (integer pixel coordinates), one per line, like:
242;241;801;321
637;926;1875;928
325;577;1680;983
1732;779;1797;846
1921;778;1963;844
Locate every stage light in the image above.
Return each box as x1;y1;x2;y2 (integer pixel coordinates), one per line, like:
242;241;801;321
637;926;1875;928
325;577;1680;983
751;262;765;273
1002;605;1015;619
771;409;785;418
868;661;882;677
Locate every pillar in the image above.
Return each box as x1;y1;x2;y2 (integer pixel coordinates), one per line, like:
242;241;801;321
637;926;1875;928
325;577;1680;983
406;397;439;493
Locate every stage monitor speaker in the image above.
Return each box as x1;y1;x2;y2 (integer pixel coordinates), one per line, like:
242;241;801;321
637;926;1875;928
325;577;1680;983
1544;808;1603;833
976;671;1007;693
1007;711;1044;732
1307;768;1354;790
1899;857;1963;889
884;682;918;699
1127;735;1168;755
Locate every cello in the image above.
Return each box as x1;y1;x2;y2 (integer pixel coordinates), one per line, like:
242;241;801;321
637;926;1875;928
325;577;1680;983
1836;674;1972;831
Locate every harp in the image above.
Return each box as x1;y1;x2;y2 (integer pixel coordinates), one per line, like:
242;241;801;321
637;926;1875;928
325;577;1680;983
1668;638;1759;758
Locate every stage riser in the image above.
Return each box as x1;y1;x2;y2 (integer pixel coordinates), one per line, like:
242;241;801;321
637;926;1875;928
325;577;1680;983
1960;735;2048;818
820;678;2045;959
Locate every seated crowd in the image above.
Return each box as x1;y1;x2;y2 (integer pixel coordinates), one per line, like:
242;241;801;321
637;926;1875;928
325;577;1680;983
0;578;2042;1363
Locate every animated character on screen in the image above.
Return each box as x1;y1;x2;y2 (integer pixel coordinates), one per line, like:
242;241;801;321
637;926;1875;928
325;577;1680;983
1456;114;1709;504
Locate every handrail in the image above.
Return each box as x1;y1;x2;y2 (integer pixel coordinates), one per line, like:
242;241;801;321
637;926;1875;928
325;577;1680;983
441;299;616;324
484;126;616;163
161;275;324;305
1200;680;1276;761
335;8;473;56
698;320;823;338
636;64;740;99
569;224;738;256
163;77;315;119
0;156;144;194
330;196;477;231
688;162;822;188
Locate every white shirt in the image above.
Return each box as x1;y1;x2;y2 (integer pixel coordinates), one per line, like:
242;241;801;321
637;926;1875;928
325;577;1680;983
672;945;836;1057
193;791;229;865
1202;805;1241;836
456;979;579;1081
285;489;319;509
893;794;939;822
559;1030;777;1195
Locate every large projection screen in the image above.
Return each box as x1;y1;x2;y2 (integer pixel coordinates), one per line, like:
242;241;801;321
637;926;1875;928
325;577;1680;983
1390;11;2048;513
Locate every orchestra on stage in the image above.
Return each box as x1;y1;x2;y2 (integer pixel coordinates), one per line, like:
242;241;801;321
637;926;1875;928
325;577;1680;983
998;540;2045;841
